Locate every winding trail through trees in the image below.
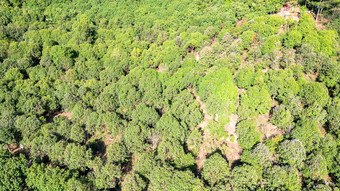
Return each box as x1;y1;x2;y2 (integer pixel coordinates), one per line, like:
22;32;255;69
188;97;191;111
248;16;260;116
223;88;243;166
190;87;244;169
189;88;213;171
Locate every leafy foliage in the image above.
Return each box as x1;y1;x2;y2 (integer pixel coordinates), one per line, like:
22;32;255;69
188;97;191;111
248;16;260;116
304;154;329;180
277;139;306;169
263;166;301;191
230;165;261;190
0;0;338;190
198;67;238;119
202;152;229;186
241;143;272;171
290;119;322;153
271;105;294;132
26;163;85;191
238;85;272;118
237;119;261;150
0;152;27;191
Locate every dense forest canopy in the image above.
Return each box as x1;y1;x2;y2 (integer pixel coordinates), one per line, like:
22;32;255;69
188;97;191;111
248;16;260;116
0;0;339;190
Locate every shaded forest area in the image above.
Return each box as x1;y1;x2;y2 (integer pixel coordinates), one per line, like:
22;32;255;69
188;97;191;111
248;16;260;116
0;0;339;190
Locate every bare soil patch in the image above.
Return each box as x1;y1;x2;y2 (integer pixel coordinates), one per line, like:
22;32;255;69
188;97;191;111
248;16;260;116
239;50;248;69
304;72;318;82
55;112;72;119
223;88;244;165
318;122;327;137
277;6;300;21
189;87;214;170
256;113;283;141
276;26;285;35
47;112;72;123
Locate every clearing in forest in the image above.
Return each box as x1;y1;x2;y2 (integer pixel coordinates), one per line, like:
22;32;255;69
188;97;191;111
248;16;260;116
191;87;244;169
223;88;244;165
189;88;213;170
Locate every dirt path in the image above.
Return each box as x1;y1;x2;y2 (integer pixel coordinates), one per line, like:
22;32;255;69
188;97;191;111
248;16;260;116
209;37;217;47
239;50;248;69
46;112;72;123
277;6;300;21
55;112;72;119
224;88;244;165
190;87;245;168
276;25;285;35
196;36;218;62
189;88;213;170
256;113;283;141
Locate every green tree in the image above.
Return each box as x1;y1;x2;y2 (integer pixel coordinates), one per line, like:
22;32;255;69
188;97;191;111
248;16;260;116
230;164;261;190
304;154;329;180
271;105;294;132
241;143;272;172
300;82;330;107
26;163;85;191
290;119;322;153
155;113;187;143
0;152;27;191
157;140;196;169
148;165;204;191
301;102;327;124
240;30;256;50
0;107;17;144
198;67;238;120
63;143;92;170
121;173;147;191
318;58;339;88
106;142;128;164
133;152;157;177
263;166;301;191
186;128;203;156
238;85;272;119
236;66;255;88
237;119;261;150
131;103;160;127
202;152;229;186
169;90;203;129
284;30;302;48
327;97;340;136
123;121;149;153
262;35;281;55
298;44;319;73
277;139;306;169
92;161;122;190
4;68;23;81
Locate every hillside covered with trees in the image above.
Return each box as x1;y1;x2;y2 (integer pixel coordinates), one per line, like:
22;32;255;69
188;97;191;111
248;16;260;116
0;0;339;190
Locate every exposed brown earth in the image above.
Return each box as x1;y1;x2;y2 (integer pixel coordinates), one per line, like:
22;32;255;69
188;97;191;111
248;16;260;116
55;112;72;119
223;88;244;165
189;87;213;171
239;50;248;69
256;113;283;141
277;6;301;21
